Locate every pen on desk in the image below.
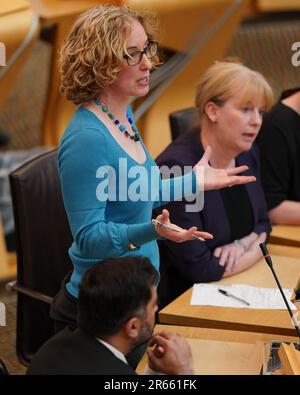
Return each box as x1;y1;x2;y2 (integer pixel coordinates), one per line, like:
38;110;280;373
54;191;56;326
151;219;205;241
218;288;250;306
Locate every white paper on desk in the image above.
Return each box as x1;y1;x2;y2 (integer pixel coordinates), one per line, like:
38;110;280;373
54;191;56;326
190;284;296;310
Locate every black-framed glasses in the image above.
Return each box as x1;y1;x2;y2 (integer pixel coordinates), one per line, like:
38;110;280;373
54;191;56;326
123;41;158;66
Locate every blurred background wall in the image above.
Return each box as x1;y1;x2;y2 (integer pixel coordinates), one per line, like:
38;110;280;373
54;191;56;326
1;1;300;155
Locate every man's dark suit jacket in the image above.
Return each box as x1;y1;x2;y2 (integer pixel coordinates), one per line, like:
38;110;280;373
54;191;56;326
155;130;271;307
26;327;135;375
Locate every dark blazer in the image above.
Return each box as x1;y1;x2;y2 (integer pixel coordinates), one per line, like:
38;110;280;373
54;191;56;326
155;130;271;307
26;327;135;375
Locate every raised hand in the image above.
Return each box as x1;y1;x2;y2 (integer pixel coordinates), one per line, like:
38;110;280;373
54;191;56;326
154;209;213;243
194;146;256;191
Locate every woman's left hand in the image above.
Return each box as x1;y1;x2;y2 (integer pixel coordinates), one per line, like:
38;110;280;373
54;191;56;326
154;209;213;243
214;242;245;272
194;146;256;191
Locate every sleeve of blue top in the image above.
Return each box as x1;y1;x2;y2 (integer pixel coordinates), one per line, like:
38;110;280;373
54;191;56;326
153;169;199;209
59;128;157;259
127;105;199;211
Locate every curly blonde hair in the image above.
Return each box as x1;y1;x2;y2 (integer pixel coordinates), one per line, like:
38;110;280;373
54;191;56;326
59;5;159;105
195;60;274;123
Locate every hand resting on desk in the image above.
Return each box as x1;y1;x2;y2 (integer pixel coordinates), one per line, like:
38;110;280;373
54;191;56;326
146;331;195;375
214;232;267;276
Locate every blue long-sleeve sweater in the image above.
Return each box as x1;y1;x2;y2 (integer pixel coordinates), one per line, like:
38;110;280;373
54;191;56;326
58;107;197;297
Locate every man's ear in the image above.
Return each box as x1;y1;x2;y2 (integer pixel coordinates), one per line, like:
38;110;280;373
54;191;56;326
204;101;219;123
124;316;141;340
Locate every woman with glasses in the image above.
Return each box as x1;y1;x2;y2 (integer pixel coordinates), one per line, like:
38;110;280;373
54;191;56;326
51;5;256;360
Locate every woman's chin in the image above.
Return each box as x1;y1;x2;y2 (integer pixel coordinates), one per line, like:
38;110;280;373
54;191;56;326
239;141;254;153
135;85;150;97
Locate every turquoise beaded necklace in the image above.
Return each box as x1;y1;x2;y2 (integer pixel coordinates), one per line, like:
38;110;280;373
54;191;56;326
95;98;140;142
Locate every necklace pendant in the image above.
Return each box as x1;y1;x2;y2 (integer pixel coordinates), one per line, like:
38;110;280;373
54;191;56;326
95;98;140;143
130;133;140;142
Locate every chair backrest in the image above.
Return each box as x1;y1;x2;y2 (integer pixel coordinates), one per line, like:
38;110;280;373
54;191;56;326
9;148;73;366
0;359;9;375
169;107;199;141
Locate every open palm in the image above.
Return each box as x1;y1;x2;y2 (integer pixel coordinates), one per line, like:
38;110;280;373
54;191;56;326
194;146;256;191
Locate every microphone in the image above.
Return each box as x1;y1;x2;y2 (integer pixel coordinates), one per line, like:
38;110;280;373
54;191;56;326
259;242;300;339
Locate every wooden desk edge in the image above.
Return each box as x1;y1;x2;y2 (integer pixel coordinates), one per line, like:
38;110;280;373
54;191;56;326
158;311;297;337
269;236;300;248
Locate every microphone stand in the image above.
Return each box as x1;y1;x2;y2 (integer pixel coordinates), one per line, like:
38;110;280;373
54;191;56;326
259;242;300;340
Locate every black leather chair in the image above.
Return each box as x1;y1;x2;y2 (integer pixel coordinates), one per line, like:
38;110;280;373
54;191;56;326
169;107;199;141
0;359;8;375
9;149;73;366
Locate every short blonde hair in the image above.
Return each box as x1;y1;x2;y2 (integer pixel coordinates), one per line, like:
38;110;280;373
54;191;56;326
59;5;159;105
195;61;273;123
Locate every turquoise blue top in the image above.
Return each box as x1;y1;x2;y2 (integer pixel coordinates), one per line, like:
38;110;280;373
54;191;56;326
58;106;197;298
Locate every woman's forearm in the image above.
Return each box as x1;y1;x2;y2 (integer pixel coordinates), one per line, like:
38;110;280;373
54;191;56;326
269;200;300;225
239;232;258;251
222;242;262;277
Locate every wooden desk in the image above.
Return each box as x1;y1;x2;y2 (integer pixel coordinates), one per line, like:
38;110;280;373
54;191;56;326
159;254;300;337
270;225;300;248
256;0;300;12
136;324;299;375
268;244;300;259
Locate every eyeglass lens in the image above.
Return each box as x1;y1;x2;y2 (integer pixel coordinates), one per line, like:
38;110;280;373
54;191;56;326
126;42;157;65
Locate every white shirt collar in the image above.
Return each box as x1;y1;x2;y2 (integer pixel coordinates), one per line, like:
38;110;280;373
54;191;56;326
97;338;128;365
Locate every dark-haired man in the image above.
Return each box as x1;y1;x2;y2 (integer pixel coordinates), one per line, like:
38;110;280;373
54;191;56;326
27;256;194;375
